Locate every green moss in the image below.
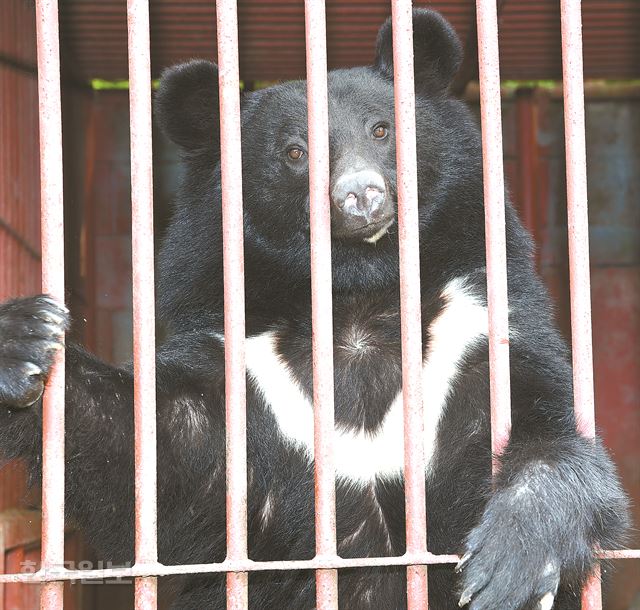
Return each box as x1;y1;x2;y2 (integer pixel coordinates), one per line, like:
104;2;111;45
90;79;161;91
502;80;558;91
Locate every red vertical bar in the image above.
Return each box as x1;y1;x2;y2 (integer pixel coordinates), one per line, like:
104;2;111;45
304;1;338;608
126;0;158;608
389;2;428;607
559;1;601;607
216;1;249;608
560;0;594;439
476;0;512;467
35;0;65;607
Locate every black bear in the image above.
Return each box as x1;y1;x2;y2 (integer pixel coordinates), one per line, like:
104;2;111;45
0;9;629;610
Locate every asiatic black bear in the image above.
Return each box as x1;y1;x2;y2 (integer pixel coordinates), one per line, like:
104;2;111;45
0;9;628;610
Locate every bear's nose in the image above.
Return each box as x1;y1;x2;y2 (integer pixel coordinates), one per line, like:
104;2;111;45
331;170;387;223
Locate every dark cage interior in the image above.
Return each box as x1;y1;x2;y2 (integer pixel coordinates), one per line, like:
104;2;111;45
0;1;638;609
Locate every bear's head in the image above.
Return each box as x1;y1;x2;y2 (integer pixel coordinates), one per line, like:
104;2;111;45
155;9;483;328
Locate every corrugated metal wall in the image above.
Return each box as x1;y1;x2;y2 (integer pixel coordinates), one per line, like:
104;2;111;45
55;0;640;81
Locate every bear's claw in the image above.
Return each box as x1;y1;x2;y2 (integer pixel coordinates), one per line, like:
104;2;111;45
458;486;563;610
455;551;472;573
538;592;555;610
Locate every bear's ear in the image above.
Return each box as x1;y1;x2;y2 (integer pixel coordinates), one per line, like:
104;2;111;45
374;8;462;95
155;60;219;153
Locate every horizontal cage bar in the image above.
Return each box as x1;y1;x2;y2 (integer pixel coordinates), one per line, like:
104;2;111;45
1;550;637;584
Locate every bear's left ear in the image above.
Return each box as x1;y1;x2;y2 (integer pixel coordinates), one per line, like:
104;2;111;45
155;60;220;154
374;8;463;95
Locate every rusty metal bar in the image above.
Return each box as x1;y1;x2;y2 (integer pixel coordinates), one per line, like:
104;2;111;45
475;0;512;467
559;0;602;607
217;0;249;608
390;1;428;607
560;0;595;443
35;0;66;607
127;0;159;608
2;547;638;584
304;0;338;607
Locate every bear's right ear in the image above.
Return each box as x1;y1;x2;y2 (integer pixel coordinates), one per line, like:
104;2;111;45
374;9;463;95
155;60;219;153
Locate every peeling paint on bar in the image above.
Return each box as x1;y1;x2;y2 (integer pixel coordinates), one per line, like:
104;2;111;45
35;0;66;608
560;0;602;608
217;0;250;608
476;0;512;470
135;577;159;610
390;1;429;608
127;0;158;609
304;1;339;608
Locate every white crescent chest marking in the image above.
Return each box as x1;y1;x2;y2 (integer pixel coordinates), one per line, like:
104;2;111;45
244;277;489;485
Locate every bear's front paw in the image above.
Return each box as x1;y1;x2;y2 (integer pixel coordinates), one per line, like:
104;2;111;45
0;295;69;409
457;499;562;610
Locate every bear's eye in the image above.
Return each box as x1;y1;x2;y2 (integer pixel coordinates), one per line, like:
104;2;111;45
287;148;305;161
372;124;389;139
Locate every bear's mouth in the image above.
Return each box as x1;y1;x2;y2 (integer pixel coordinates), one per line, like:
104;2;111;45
362;219;395;244
333;217;395;244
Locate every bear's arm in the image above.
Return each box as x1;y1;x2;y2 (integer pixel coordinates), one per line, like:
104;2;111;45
455;339;629;609
0;296;227;564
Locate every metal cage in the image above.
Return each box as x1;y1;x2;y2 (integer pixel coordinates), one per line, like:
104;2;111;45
0;0;638;609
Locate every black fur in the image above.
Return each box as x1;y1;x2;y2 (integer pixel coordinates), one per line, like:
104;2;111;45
155;59;220;155
0;9;629;610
